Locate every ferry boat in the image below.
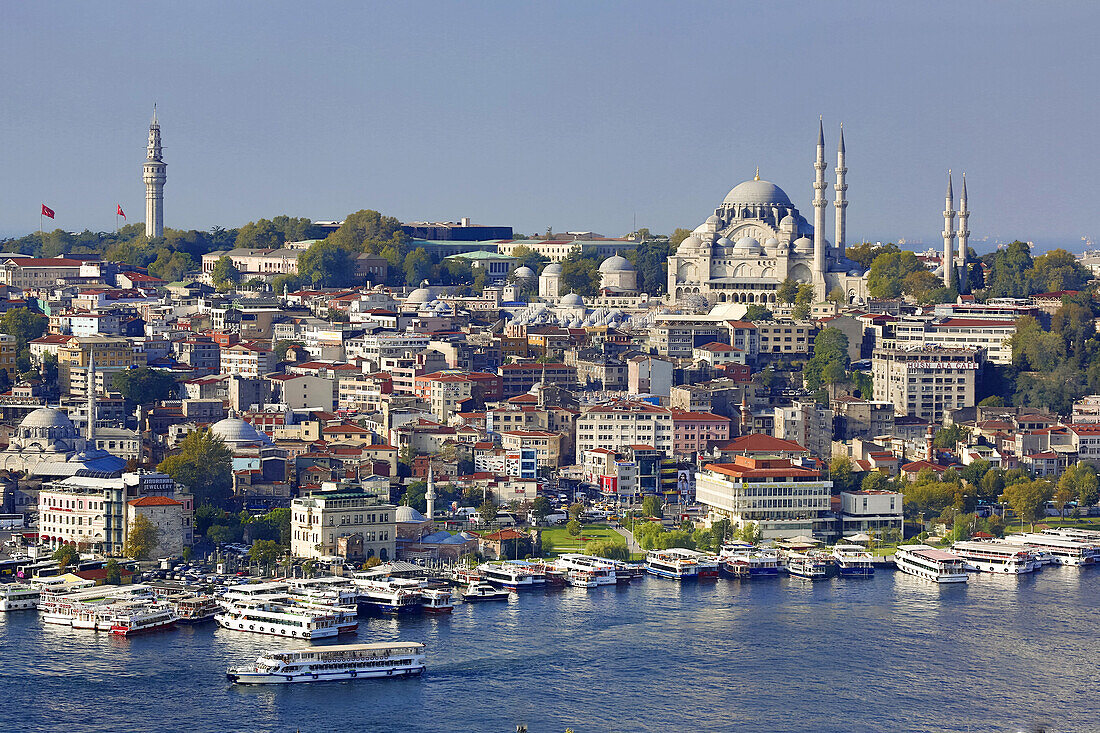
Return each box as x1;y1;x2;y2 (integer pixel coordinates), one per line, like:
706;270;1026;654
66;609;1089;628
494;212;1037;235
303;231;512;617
831;545;875;577
948;541;1036;574
0;583;40;611
476;561;544;591
354;579;424;616
215;598;345;639
645;549;699;580
109;602;179;636
460;582;510;603
421;587;455;614
174;595;221;623
893;544;969;583
718;546;780;578
286;576;359;606
450;567;481;585
227;642;426;685
552;555;618;587
786;552;828;580
1009;533;1099;566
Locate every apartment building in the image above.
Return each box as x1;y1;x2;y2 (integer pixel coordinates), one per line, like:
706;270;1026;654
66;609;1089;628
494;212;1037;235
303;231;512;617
576;401;674;455
290;487;396;562
498;363;577;398
754;320;816;356
893;317;1016;365
670;411;732;455
774;400;835;459
500;430;561;468
58;336;139;396
220;342;277;378
872;345;984;424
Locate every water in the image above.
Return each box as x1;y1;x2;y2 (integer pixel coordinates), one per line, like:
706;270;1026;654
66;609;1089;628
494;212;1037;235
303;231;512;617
2;568;1099;733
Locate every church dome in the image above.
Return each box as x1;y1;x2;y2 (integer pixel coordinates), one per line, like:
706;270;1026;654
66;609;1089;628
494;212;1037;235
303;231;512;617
599;255;634;273
210;418;270;447
21;408;76;432
560;293;585;307
541;263;563;276
723;179;793;208
513;266;535;279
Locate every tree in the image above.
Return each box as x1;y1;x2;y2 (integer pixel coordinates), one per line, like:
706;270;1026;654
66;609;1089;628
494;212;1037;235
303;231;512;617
792;283;815;319
862;470;889;493
826;287;846;306
1029;248;1091;294
978;396;1004;407
403;247;433;286
983;240;1033;298
1059;462;1099;507
124;514;160;560
776;277;799;305
743;304;773;321
737;521;763;544
668;228;693;250
249;539;282;567
477;498;497;526
325;209;405;253
207;524;235;544
112;367;176;404
933;424;968;450
1;308;47;370
868;251;925;299
210;256;240;291
509;245;551;272
830;455;858;493
52;544;79;570
157;428;233;508
531;496;551;522
567;502;585;522
804;327;850;391
846;242;899;270
641;495;663;518
1003;479;1054;529
104;559;122;585
1053;485;1074;520
566;519;582;537
560;254;601;297
298;240;358;288
585;539;628;560
901;269;944;302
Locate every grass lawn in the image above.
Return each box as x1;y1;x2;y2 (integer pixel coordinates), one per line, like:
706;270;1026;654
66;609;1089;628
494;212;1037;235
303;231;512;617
540;524;623;557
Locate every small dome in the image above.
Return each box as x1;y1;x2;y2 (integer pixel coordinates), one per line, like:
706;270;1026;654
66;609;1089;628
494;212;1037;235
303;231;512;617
210;418;270;447
560;293;584;307
513;266;535;278
406;288;432;305
723;179;794;207
764;237;780;247
599;255;634;273
780;214;796;227
20;408;76;431
716;237;733;247
395;505;428;523
676;235;703;255
706;214;721;224
541;263;563;276
793;236;813;252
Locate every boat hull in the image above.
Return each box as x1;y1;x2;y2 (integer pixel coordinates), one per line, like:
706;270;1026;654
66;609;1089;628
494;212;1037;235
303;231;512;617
110;619;178;636
358;600;423;616
645;567;695;581
215;614;339;639
228;665;425;685
837;566;875;577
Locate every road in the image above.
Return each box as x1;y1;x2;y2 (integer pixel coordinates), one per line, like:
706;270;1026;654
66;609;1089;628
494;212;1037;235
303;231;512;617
612;525;643;555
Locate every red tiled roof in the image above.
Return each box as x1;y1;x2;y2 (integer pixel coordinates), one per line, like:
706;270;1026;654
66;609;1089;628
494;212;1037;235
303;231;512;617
128;496;182;507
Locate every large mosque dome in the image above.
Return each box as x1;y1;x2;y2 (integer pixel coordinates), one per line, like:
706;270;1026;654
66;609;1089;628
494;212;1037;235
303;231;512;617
21;408;78;433
598;255;633;273
722;178;793;208
210;418;271;447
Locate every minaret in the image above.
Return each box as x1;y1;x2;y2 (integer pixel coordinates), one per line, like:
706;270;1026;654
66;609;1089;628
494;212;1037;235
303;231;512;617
425;464;436;521
942;170;956;288
143;106;166;238
834;124;848;259
740;394;752;436
956;173;969;293
812;119;828;292
86;351;97;444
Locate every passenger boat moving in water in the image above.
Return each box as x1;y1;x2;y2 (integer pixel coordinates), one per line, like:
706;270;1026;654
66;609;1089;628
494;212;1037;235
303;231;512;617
421;587;455;614
173;595;221;623
893;545;969;583
353;579;424;616
642;548;704;581
227;642;426;685
476;561;545;591
718;545;780;578
832;545;875;577
947;541;1037;574
1009;533;1099;567
786;552;828;580
461;582;510;603
215;598;348;639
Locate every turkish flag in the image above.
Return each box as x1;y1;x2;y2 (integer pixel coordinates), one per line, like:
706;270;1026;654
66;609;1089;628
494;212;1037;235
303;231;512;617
41;204;54;218
117;205;126;218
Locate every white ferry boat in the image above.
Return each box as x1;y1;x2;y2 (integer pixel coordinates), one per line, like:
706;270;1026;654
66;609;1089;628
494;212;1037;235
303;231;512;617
421;587;455;614
645;549;699;580
476;561;543;591
893;544;969;583
718;546;780;578
552;554;618;587
786;552;828;580
948;541;1036;574
286;576;359;606
832;545;875;577
227;642;426;685
1009;533;1099;566
215;598;344;640
0;583;40;611
354;579;424;616
108;602;179;636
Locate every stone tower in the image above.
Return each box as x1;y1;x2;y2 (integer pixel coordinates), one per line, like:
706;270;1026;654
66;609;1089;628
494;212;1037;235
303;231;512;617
942;171;956;288
143;106;166;238
956;173;970;293
812;118;827;292
834;124;847;260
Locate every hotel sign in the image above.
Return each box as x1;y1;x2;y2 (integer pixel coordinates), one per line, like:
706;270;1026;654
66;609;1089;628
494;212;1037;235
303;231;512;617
906;361;978;369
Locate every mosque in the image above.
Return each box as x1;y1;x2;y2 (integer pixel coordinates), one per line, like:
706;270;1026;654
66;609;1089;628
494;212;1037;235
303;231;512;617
665;122;869;304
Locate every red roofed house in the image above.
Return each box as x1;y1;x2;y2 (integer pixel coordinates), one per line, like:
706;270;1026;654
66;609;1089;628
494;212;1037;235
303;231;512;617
692;342;746;366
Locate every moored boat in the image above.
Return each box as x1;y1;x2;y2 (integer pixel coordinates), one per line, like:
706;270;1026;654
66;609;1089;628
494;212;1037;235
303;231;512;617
461;582;510;602
215;597;345;640
786;552;828;580
174;595;221;623
353;579;424;616
109;602;179;636
645;549;699;580
1008;533;1099;566
552;554;618;587
227;642;426;684
947;541;1036;574
832;544;875;577
893;544;968;583
421;587;455;614
0;583;40;611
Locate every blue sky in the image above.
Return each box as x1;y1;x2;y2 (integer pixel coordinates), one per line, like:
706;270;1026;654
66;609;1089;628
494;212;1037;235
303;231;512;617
1;1;1097;251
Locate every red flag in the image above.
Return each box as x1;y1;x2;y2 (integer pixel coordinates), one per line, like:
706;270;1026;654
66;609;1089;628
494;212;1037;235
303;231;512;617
41;204;54;219
117;205;126;219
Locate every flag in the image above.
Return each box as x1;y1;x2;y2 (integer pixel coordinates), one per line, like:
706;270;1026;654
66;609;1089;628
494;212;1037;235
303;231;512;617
117;205;126;219
41;204;54;219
